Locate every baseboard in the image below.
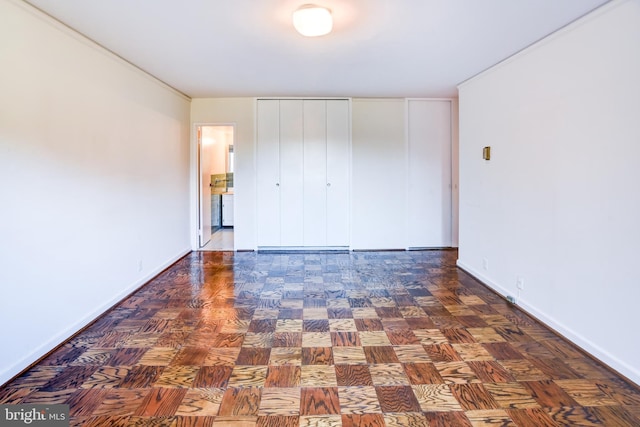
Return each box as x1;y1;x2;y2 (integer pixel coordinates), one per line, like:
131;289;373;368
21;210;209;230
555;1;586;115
0;248;191;386
258;247;349;254
456;260;640;386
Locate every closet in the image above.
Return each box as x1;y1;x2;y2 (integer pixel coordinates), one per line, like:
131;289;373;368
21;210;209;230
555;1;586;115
256;99;350;248
407;99;452;248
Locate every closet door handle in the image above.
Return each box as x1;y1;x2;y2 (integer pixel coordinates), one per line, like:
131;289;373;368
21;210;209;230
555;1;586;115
276;183;280;187
327;183;331;187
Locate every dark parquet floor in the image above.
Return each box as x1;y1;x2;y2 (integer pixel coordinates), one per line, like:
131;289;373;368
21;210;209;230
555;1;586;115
1;250;639;426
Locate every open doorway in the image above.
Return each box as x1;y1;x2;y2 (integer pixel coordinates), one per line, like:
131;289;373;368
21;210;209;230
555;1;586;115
197;124;235;251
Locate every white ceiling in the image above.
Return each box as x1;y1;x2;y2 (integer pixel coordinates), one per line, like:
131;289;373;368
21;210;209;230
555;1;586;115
25;0;610;98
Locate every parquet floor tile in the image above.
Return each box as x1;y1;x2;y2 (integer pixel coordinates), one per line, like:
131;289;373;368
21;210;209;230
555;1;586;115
1;250;638;425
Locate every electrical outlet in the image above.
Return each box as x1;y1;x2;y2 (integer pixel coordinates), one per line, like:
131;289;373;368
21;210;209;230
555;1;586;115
482;258;489;270
516;277;524;290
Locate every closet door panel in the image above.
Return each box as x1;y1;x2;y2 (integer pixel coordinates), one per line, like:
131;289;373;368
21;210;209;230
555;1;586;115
256;100;281;246
326;100;350;246
279;100;305;246
303;100;328;246
408;99;452;247
257;98;350;249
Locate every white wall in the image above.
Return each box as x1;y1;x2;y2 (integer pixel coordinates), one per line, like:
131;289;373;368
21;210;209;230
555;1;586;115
192;97;457;251
458;0;640;384
0;0;191;384
191;98;255;250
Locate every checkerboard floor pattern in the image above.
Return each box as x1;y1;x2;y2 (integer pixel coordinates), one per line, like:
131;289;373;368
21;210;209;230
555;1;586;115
1;250;639;426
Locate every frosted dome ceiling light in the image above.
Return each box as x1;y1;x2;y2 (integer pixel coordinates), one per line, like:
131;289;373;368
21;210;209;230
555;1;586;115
293;4;333;37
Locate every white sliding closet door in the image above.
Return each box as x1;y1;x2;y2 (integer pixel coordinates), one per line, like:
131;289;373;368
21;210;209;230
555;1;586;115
303;100;328;246
256;100;280;246
279;100;304;246
326;100;350;246
408;99;452;247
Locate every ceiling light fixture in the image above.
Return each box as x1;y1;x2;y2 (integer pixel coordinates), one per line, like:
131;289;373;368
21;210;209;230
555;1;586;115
293;4;333;37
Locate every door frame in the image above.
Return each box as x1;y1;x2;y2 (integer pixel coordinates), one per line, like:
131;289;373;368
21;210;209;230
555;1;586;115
193;122;236;251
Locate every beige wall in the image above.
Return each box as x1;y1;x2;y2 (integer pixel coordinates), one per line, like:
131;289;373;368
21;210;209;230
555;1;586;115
201;126;227;175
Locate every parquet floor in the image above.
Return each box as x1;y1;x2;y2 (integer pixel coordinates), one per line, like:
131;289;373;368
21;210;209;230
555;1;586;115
1;250;639;426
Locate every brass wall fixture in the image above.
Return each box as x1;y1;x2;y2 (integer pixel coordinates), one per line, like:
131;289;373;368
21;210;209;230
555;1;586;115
483;146;491;160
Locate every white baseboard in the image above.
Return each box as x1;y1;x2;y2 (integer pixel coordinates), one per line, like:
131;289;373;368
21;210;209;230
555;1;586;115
456;260;640;386
0;248;191;386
